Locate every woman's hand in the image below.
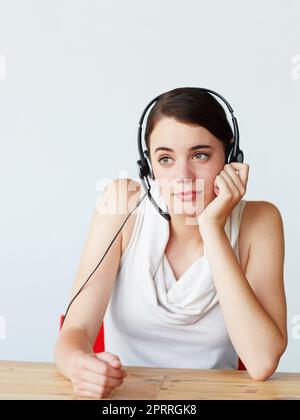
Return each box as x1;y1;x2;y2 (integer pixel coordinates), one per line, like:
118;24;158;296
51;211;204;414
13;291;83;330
69;351;127;399
198;162;249;233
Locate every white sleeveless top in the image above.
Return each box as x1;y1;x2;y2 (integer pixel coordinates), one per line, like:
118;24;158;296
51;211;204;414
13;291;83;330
103;179;247;369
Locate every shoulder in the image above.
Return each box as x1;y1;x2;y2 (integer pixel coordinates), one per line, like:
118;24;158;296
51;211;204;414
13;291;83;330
241;200;284;238
238;200;284;272
97;178;142;255
242;200;282;216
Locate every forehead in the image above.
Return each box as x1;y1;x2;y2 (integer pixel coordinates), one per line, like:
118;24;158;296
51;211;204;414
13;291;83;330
149;117;218;150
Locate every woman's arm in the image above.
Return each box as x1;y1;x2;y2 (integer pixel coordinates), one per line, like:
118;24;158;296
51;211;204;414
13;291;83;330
201;200;287;381
54;178;139;379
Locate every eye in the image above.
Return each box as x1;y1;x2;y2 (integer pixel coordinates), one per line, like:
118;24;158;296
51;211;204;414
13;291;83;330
158;156;172;165
193;152;209;160
158;153;209;166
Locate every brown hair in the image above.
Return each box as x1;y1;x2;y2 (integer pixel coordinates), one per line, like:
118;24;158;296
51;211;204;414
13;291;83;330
144;87;233;160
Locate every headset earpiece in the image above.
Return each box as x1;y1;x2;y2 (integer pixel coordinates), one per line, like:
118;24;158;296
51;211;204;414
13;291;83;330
227;140;244;163
143;149;155;180
136;150;155;180
226;142;234;163
136;159;148;179
236;150;244;163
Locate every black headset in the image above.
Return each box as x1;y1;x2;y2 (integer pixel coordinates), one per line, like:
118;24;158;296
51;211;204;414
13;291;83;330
61;87;244;325
136;87;244;221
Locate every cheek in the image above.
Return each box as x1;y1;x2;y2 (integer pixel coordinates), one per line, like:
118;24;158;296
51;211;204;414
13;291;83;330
152;161;173;180
160;184;173;203
197;169;222;198
151;162;161;179
152;164;174;185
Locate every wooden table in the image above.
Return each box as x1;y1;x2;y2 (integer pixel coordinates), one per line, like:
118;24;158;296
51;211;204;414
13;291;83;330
0;361;300;400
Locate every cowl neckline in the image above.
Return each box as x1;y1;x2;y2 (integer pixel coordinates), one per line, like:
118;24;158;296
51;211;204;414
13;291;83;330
139;179;233;325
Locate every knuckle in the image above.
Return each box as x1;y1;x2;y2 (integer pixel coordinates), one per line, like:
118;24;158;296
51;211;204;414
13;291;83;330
101;364;109;376
98;383;106;395
234;189;240;197
99;376;109;386
99;386;110;398
71;365;82;381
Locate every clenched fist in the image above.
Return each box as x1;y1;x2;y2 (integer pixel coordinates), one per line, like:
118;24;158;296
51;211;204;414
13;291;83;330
69;351;127;399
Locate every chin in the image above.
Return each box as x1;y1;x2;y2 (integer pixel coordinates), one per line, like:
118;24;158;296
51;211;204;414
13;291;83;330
169;195;204;217
169;203;202;220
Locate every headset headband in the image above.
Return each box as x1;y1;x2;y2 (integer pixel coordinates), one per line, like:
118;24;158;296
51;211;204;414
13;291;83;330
138;87;243;169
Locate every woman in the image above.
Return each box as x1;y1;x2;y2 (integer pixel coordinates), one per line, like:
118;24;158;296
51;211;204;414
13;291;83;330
54;87;287;399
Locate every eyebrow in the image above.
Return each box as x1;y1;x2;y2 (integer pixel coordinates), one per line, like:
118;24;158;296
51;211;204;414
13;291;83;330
154;145;214;153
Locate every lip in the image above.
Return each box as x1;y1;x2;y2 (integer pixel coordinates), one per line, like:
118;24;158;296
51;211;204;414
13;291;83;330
174;191;199;196
174;191;201;201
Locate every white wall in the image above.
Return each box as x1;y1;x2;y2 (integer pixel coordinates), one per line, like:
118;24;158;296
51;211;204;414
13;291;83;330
0;0;299;372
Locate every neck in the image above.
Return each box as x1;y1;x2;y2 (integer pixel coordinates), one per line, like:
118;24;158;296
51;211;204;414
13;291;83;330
168;213;203;246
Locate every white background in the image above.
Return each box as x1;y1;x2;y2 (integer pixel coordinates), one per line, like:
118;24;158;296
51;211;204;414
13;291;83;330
0;0;299;372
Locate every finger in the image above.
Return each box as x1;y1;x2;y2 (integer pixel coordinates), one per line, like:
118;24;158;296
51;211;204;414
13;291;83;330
223;164;245;194
220;169;240;195
78;383;112;399
82;355;125;380
96;352;122;368
77;390;104;399
215;174;231;196
80;369;124;388
228;162;249;186
227;162;247;169
95;353;126;377
83;381;111;393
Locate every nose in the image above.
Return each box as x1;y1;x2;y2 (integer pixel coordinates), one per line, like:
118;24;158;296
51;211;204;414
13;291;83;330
175;157;195;184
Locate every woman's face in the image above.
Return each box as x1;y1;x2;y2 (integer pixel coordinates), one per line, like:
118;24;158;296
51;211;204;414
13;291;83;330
148;117;227;217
